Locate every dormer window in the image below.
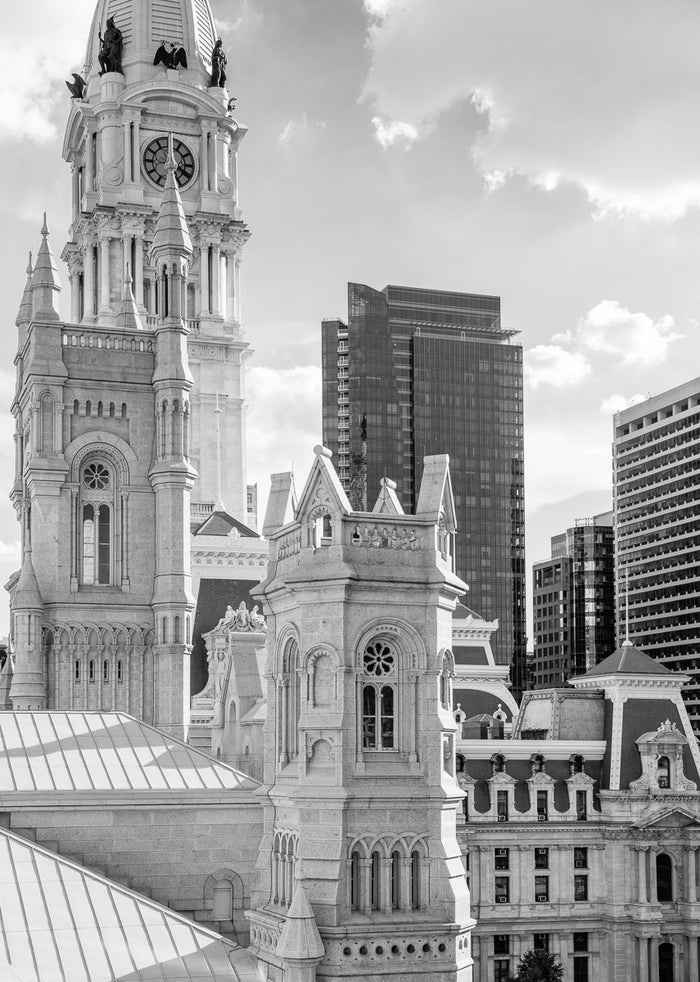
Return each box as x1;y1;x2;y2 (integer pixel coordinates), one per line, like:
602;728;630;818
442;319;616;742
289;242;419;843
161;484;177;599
492;754;505;775
531;754;545;775
658;756;670;789
570;754;585;775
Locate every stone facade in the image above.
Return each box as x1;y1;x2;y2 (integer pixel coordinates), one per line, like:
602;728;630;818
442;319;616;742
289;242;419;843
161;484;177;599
458;642;700;982
246;450;475;981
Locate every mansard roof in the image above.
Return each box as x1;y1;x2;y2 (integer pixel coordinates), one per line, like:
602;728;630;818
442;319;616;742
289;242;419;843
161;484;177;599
0;712;259;793
0;826;258;981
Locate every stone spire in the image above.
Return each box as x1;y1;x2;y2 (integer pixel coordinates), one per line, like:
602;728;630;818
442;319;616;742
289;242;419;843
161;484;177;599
151;136;193;264
9;527;46;711
16;252;34;328
276;877;324;982
31;214;61;321
115;266;144;330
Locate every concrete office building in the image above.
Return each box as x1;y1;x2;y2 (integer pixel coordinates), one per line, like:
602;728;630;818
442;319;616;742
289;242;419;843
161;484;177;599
613;379;700;731
321;284;527;695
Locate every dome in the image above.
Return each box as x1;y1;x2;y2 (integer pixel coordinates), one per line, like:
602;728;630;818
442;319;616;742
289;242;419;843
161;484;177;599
83;0;219;84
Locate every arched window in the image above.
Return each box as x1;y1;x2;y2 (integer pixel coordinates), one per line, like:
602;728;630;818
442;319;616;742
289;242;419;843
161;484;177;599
362;640;396;750
80;460;115;586
391;850;400;909
350;850;361;910
103;660;110;683
657;853;673;902
40;393;54;455
88;659;95;684
74;659;81;684
213;880;233;920
570;754;585;775
370;851;381;910
279;638;301;763
410;850;421;909
658;755;670;789
117;659;123;683
659;942;674;982
439;652;452;708
492;754;505;774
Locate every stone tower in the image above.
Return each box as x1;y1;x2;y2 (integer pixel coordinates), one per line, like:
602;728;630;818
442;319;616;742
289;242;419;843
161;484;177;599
248;448;475;981
8;0;248;735
61;0;250;520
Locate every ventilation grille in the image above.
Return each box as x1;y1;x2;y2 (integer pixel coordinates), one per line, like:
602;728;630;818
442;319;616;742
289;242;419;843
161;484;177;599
106;0;133;44
193;0;216;56
152;0;185;43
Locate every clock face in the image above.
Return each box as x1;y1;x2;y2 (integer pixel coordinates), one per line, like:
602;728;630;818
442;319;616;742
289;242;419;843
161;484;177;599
142;136;196;189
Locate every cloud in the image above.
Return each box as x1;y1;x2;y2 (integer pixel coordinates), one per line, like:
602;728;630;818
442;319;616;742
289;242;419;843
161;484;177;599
362;0;700;218
246;365;322;509
371;116;419;150
278;114;327;150
524;345;590;390
0;1;92;142
574;301;682;366
600;393;647;415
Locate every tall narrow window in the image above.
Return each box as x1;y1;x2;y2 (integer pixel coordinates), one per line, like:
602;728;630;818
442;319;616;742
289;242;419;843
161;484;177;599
350;850;360;910
576;789;587;821
370;851;380;910
658;756;670;789
361;640;396;751
657;853;673;902
391;850;400;909
410;850;421;909
117;659;123;683
103;660;110;683
81;461;114;586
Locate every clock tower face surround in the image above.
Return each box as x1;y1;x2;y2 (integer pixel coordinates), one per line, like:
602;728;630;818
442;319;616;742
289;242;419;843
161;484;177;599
142;135;197;189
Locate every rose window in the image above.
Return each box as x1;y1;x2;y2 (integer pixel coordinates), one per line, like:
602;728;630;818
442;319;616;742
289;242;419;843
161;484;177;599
363;641;394;676
83;462;111;490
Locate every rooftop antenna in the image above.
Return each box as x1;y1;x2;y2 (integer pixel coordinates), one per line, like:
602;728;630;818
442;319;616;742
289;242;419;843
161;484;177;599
214;391;225;512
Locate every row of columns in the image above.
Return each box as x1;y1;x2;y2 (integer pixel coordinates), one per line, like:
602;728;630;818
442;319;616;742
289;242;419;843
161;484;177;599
637;935;699;982
635;844;698;904
70;236;240;324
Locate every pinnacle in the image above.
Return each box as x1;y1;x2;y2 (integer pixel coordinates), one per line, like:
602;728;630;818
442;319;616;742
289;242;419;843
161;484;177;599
151;133;193;261
31;215;61;320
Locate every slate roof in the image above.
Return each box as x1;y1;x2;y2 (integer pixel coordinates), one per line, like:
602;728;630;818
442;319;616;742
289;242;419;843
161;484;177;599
192;510;259;539
0;826;259;982
0;712;258;793
580;640;673;678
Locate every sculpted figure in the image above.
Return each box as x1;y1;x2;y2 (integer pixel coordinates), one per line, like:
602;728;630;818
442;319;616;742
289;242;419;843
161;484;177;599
210;38;227;87
235;601;250;630
250;605;266;631
98;17;124;75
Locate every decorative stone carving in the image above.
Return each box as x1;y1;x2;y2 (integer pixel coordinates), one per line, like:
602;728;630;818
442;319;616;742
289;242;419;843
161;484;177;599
214;601;266;633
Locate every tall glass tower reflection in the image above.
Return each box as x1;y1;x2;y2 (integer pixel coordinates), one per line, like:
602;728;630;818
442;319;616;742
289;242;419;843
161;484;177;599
322;283;526;696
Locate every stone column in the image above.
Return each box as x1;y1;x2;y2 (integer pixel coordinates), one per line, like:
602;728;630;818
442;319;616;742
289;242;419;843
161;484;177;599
86;130;95;192
134;235;144;307
210;244;221;315
638;937;648;982
70;266;81;323
470;845;480;905
99;235;111;314
400;857;411;913
234;256;241;321
360;858;371;916
123;233;134;286
649;848;657;903
650;938;659;982
518;844;529;905
687;847;697;903
199;243;210;314
225;250;235;321
637;846;648;903
83;240;96;321
71;165;79;222
479;848;490;905
689;934;699;982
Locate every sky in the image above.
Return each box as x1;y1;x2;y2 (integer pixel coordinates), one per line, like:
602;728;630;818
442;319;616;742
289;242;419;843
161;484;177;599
1;0;699;640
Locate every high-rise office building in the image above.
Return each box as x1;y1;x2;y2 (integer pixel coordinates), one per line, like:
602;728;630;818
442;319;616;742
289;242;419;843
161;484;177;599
322;283;526;693
613;378;700;731
532;513;615;688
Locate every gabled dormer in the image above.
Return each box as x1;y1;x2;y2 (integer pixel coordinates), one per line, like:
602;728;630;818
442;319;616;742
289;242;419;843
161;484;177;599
294;445;352;549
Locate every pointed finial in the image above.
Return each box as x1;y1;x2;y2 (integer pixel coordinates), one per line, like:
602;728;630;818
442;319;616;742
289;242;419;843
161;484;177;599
26;251;33;276
166;132;177;174
41;212;49;236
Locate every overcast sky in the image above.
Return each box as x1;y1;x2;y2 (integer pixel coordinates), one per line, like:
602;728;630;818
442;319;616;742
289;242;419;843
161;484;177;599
1;0;699;640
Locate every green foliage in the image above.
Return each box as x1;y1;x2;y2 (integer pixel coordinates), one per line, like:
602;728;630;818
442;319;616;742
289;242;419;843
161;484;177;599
508;948;564;982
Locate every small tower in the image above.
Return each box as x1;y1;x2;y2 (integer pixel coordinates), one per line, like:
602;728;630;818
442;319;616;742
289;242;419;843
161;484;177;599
149;137;197;734
248;447;474;981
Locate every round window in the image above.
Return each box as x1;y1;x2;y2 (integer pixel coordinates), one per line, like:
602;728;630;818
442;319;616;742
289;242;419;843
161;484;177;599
363;641;394;676
83;462;111;490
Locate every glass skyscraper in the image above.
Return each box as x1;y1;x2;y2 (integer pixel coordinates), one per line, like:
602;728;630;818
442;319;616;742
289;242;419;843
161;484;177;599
321;283;526;694
532;512;615;688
